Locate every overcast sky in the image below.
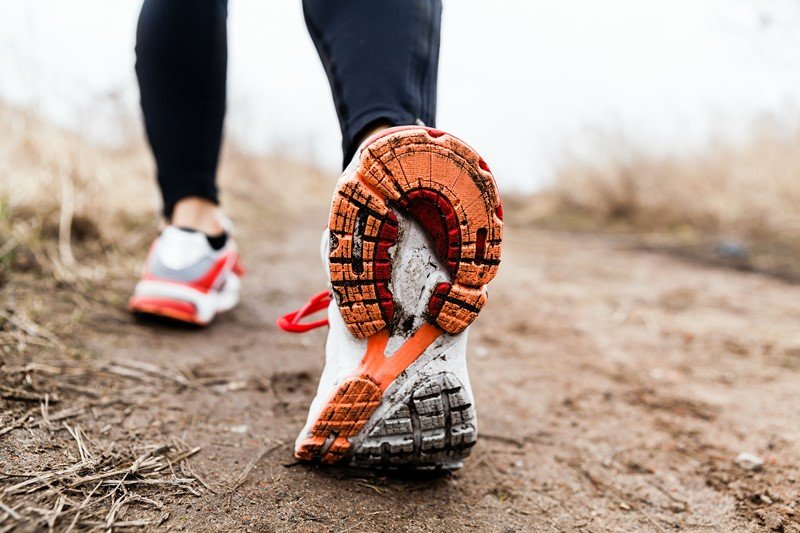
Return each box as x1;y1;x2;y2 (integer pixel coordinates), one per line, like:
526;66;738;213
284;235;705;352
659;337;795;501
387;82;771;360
2;0;800;191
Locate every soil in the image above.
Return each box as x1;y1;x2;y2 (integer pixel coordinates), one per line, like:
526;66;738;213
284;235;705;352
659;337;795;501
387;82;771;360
2;204;800;532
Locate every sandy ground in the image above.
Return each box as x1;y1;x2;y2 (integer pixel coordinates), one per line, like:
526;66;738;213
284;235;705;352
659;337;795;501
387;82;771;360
3;204;800;531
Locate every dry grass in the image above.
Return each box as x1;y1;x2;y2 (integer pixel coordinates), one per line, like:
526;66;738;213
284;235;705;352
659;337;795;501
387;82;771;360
507;117;800;281
0;102;328;284
1;363;203;530
0;103;189;529
0;102;329;530
516;118;800;241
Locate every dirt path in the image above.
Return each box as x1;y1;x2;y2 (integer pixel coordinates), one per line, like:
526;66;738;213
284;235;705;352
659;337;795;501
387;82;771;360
72;209;798;531
4;207;800;531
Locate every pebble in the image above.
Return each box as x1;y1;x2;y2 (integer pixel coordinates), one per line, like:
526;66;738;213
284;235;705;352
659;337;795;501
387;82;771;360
735;452;765;471
717;239;749;259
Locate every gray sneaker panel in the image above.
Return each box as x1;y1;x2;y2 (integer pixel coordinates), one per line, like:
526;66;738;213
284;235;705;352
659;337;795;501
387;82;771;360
148;253;219;283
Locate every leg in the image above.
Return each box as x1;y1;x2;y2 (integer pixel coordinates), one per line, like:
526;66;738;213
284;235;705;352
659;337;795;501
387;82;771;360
303;0;443;166
135;0;228;231
291;1;504;469
130;0;243;326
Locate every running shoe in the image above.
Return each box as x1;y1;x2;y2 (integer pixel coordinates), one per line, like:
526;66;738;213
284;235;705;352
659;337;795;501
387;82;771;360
129;224;243;325
279;126;503;469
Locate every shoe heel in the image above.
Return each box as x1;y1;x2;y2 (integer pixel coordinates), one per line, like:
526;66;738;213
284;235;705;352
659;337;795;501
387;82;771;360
329;126;503;339
353;372;477;469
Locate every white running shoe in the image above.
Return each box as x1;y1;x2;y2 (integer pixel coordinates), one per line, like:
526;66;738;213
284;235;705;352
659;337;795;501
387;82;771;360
279;126;503;469
129;225;244;325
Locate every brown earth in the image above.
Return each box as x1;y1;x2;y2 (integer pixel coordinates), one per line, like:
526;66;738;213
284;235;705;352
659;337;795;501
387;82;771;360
2;193;800;531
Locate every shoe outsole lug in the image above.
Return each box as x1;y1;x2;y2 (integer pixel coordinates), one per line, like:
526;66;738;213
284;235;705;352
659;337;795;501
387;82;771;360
295;377;382;464
328;127;503;338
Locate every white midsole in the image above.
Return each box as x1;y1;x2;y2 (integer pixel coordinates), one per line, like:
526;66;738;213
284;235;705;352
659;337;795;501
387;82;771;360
132;275;241;323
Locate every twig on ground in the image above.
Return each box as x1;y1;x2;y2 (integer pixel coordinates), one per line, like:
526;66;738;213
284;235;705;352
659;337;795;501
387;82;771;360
104;494;131;532
45;494;66;530
63;423;93;463
64;480;104;533
108;359;192;387
229;440;287;494
0;500;21;521
0;385;55;404
481;433;526;448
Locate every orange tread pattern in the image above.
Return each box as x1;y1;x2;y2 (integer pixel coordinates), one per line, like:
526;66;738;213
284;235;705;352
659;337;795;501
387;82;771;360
294;377;382;464
329;127;502;337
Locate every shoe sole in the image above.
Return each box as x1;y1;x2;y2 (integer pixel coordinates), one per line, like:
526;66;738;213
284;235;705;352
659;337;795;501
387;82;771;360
295;127;502;468
353;371;478;468
129;276;241;326
129;295;209;325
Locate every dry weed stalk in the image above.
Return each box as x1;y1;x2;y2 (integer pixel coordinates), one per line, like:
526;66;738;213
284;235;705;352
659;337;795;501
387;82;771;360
0;100;336;530
1;358;209;530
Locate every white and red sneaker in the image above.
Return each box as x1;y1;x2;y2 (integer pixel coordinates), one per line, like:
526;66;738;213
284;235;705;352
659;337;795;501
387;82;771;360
279;126;503;469
129;225;243;325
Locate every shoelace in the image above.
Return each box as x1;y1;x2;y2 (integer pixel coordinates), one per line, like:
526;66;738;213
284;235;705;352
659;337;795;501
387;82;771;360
276;290;331;333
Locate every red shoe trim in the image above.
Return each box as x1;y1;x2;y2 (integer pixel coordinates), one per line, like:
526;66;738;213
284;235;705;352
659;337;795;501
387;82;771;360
142;252;240;294
232;256;246;276
129;296;203;325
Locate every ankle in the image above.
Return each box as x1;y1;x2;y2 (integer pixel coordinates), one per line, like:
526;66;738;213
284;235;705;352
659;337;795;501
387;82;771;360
170;197;225;236
357;123;391;149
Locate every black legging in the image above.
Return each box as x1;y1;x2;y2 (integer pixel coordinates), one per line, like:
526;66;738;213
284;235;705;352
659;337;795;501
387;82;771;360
135;0;442;218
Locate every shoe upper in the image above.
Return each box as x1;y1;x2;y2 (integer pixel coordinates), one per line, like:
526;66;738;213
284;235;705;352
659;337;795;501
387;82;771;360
139;226;241;293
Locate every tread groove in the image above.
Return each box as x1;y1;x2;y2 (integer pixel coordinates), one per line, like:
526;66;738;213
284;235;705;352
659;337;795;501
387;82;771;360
408;394;423;462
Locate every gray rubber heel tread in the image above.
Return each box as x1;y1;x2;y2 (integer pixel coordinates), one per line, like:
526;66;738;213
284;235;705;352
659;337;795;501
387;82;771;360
353;373;477;469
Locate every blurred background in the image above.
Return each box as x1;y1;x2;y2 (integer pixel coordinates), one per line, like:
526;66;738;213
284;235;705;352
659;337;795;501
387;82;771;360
1;0;800;312
3;0;800;192
4;0;799;277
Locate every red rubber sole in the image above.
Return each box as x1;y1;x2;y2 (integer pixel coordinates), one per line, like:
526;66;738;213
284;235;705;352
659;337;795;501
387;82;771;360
129;296;206;326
